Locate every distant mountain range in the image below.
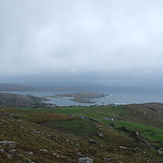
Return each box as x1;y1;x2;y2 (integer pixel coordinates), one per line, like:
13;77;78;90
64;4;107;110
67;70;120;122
0;83;87;92
0;83;38;91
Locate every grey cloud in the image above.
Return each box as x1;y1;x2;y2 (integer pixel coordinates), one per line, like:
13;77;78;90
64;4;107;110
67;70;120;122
0;0;163;86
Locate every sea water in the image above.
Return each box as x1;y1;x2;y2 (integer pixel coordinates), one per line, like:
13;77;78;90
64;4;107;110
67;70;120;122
2;86;163;106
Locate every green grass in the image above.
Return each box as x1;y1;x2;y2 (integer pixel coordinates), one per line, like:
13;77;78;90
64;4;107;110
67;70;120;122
40;119;98;137
10;105;163;142
103;120;163;142
14;106;129;119
53;105;129;120
1;106;163;162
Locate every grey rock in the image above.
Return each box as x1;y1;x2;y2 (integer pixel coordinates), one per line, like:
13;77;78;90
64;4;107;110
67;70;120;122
104;158;113;161
97;131;104;138
39;149;48;152
78;157;93;163
0;141;16;148
9;149;17;156
1;119;9;123
120;146;129;150
0;149;5;153
26;151;34;156
27;159;35;163
88;139;98;145
76;152;86;157
158;149;163;155
53;153;60;157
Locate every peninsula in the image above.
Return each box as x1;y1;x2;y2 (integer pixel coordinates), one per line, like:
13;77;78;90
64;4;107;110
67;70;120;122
48;92;105;103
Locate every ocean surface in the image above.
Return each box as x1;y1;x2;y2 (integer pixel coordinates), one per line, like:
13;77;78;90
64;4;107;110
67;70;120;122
2;86;163;106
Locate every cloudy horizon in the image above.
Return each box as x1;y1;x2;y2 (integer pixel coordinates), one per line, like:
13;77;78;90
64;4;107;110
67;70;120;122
1;0;163;87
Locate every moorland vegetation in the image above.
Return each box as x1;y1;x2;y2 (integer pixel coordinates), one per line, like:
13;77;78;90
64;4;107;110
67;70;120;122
0;92;163;162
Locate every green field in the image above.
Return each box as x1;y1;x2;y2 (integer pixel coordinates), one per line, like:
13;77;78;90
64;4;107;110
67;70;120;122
103;120;163;142
41;119;97;137
15;105;163;142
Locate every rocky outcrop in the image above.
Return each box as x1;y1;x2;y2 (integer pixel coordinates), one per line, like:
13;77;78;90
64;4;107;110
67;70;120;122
0;141;16;148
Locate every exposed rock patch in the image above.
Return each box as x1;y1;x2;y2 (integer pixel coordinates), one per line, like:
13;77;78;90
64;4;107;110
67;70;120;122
78;157;93;163
0;141;16;148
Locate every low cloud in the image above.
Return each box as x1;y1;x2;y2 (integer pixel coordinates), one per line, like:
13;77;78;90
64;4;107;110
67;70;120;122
0;0;163;86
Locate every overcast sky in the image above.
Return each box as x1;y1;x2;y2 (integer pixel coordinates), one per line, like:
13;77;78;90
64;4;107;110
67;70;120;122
1;0;163;87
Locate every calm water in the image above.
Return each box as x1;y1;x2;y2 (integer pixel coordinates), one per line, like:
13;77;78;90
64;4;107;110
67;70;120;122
2;86;163;106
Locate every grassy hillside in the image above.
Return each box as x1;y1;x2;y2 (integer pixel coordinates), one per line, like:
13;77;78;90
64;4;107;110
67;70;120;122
1;103;163;162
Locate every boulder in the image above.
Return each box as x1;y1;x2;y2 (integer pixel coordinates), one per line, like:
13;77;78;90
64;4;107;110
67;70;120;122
158;149;163;155
88;139;98;145
0;149;5;153
39;149;48;152
26;151;34;156
97;131;104;138
27;159;35;163
53;153;60;157
78;157;93;163
9;149;17;156
120;146;129;150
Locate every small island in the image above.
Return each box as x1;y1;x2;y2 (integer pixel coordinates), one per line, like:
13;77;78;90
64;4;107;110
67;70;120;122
47;92;105;103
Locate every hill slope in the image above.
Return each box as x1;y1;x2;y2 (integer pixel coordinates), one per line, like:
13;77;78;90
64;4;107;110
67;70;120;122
1;105;163;163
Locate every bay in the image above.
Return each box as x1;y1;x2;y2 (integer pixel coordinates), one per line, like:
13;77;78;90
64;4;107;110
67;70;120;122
2;86;163;106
